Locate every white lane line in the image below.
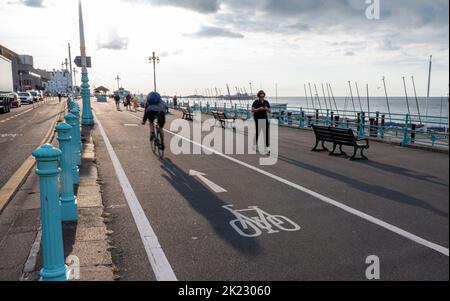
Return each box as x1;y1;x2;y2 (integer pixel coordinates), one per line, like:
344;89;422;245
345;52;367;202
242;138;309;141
94;111;177;281
20;230;42;281
126;112;450;257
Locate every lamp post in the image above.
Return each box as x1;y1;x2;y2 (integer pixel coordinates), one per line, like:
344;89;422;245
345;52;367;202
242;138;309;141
19;72;23;91
78;0;94;125
116;75;121;90
149;52;160;92
249;82;253;98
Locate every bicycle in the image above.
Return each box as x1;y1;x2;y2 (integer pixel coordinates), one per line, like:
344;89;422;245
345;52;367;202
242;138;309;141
150;121;164;159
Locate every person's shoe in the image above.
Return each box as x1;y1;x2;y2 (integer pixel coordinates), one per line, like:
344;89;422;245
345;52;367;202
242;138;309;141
160;144;165;151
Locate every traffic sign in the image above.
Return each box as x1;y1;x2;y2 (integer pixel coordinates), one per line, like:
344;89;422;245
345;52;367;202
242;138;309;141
74;56;92;68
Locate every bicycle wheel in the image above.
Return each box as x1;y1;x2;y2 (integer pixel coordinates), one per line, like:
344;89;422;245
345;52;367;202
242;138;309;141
267;215;301;232
230;219;262;238
151;131;158;154
156;131;164;159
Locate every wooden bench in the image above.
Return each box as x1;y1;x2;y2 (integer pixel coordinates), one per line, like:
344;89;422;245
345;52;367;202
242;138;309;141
212;111;235;129
312;125;370;160
180;108;194;121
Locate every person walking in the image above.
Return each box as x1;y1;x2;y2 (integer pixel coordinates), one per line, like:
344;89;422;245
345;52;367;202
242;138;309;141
125;94;132;111
252;90;271;154
114;93;121;111
58;92;62;103
173;95;178;109
131;95;138;112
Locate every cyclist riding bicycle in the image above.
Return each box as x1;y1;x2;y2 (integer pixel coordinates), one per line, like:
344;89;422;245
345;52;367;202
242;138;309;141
142;92;167;151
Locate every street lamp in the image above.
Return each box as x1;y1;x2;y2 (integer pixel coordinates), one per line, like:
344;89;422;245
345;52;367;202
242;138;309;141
149;52;160;92
115;75;121;90
19;72;23;91
249;82;253;97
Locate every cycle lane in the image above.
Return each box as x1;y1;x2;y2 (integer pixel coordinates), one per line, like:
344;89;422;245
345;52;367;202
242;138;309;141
92;102;449;280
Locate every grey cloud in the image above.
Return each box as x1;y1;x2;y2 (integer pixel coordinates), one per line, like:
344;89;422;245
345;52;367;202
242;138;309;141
345;51;355;56
10;0;46;7
185;25;244;39
97;29;129;50
124;0;220;13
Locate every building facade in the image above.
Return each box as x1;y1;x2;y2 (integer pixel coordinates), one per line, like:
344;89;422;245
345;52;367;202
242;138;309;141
46;69;73;95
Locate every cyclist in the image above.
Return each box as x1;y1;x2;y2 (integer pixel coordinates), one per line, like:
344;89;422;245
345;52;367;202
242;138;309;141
142;92;167;151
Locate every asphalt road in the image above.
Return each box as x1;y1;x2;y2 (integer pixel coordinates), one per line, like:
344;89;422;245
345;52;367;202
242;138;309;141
92;101;449;281
0;99;63;189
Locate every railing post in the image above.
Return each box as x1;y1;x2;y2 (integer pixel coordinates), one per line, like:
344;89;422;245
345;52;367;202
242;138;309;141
224;103;228;115
65;113;80;185
246;104;251;120
56;123;78;222
234;104;238;119
326;109;330;126
32;144;68;281
358;111;365;138
401;113;410;146
65;113;81;166
299;108;304;128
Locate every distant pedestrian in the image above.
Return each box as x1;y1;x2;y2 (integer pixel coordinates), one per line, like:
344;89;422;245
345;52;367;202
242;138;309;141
114;94;121;111
173;96;178;109
58;93;62;103
125;94;132;111
252;90;271;154
131;95;138;112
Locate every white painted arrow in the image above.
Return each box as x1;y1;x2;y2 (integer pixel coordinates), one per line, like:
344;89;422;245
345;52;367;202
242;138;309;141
189;170;227;193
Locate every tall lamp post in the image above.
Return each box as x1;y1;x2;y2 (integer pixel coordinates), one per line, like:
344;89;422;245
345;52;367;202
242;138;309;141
116;75;121;91
78;0;94;125
149;52;160;92
249;82;253;98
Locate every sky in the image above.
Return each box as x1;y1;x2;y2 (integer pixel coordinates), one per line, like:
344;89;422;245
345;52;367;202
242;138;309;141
0;0;448;97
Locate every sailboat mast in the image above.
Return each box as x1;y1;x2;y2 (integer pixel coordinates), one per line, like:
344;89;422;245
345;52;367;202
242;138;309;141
308;83;316;110
328;84;340;115
382;76;392;123
321;83;329;111
304;84;310;109
402;76;412;123
411;76;422;125
355;82;363;112
366;84;370;119
348;81;357;116
426;55;432;117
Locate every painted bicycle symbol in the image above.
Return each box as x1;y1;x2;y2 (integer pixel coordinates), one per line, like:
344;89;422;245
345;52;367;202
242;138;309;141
222;205;301;237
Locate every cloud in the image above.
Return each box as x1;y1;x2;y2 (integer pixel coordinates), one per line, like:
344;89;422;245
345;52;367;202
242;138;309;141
8;0;45;7
124;0;220;13
185;25;244;39
96;29;129;50
345;51;355;56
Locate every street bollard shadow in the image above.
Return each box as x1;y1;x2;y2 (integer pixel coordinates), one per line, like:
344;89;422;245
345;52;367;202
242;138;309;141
160;158;263;256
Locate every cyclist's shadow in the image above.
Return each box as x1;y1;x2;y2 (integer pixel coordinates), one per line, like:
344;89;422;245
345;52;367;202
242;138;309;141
161;158;263;256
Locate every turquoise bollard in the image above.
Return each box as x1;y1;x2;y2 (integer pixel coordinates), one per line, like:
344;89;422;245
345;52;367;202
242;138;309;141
81;72;94;125
358;112;366;138
401;114;410;146
234;104;238;119
65;113;80;184
326;110;330;126
65;113;82;167
246;104;251;120
32;144;68;281
56;123;78;222
70;107;83;153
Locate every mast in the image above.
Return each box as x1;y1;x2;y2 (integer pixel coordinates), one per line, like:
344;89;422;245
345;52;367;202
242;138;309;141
321;83;329;110
308;83;315;110
314;84;322;111
366;84;370;119
382;76;392;123
347;81;356;116
411;76;422;125
304;84;310;109
355;82;363;112
328;83;340;115
426;55;432;117
402;76;412;123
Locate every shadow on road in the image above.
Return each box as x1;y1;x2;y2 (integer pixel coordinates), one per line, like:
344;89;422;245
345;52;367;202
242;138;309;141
160;158;263;256
277;154;449;219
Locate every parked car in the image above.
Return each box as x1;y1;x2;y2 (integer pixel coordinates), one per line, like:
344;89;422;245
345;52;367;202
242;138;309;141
0;94;12;113
18;91;33;104
9;92;21;108
29;90;39;102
